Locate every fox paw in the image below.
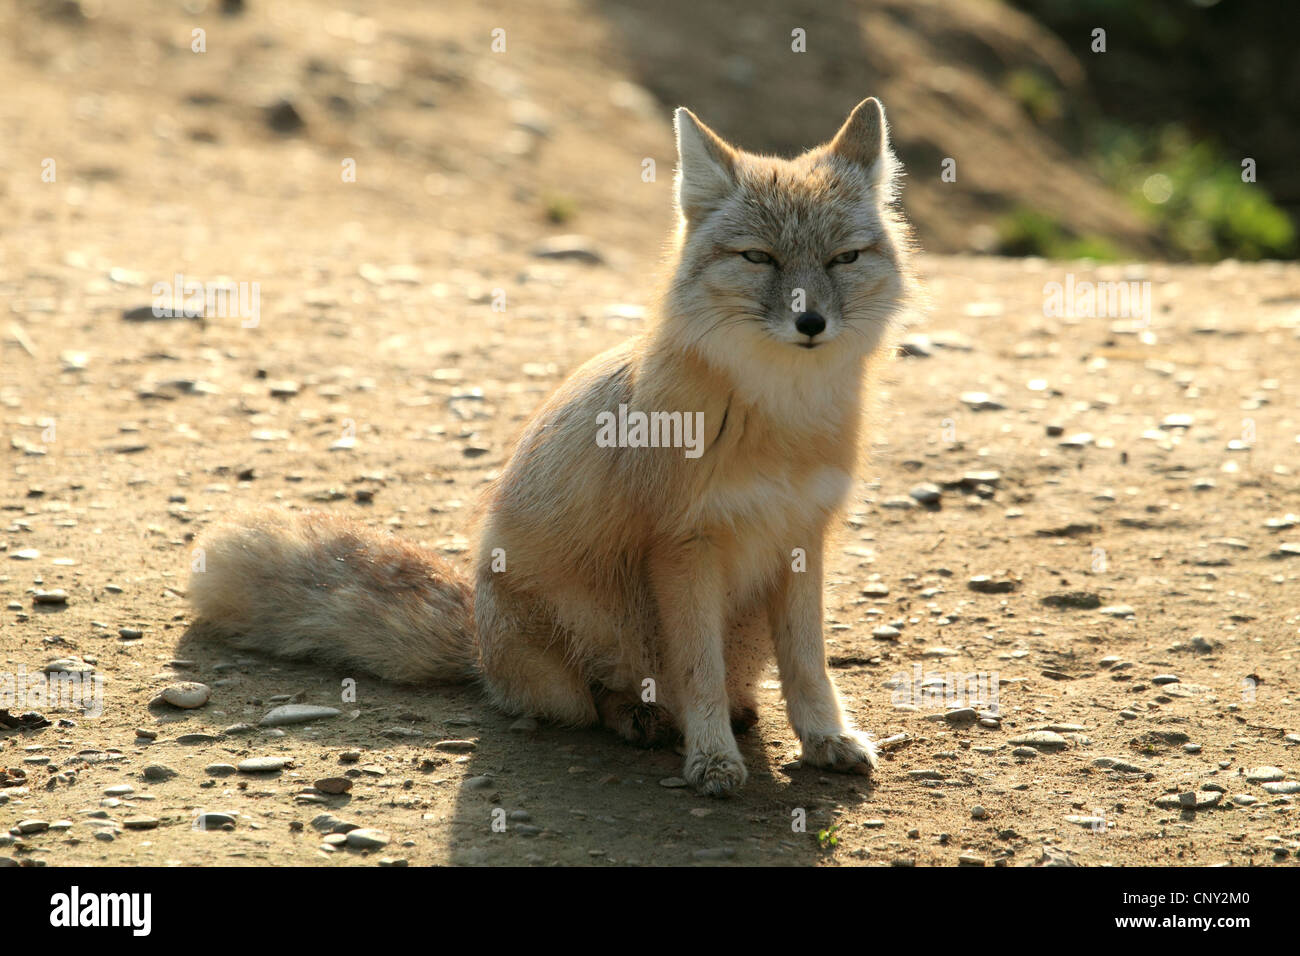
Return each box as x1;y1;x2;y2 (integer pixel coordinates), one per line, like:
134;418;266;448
799;729;878;775
684;748;748;797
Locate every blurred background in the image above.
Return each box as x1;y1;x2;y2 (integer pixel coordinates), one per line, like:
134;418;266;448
3;0;1296;264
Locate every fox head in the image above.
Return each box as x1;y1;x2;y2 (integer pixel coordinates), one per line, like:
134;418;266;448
662;99;910;384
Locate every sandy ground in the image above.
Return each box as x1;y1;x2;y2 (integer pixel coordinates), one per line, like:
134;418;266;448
3;0;1299;867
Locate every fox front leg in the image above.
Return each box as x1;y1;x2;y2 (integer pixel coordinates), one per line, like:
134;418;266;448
769;540;878;775
650;541;747;796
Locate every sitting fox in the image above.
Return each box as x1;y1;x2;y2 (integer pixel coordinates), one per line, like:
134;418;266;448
189;98;913;796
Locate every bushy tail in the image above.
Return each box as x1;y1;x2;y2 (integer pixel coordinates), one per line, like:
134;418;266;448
187;507;478;684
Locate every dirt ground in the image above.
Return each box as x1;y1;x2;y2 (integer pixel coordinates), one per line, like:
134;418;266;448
3;0;1299;867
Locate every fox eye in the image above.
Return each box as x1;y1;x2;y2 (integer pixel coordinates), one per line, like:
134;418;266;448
829;250;860;266
740;250;775;265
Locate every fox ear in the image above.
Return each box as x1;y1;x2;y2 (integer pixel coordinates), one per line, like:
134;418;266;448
674;108;737;223
829;97;889;174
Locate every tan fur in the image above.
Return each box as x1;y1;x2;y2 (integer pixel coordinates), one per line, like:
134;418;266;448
188;98;914;795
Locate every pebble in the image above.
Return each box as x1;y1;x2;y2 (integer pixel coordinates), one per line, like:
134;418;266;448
16;819;49;834
659;776;689;789
205;764;238;777
968;575;1017;594
1261;781;1300;794
957;853;986;866
1154;791;1220;810
314;777;352;795
237;757;294;773
960;392;1005;411
142;764;177;782
433;739;477;753
193;812;236;830
1011;747;1039;758
909;483;942;505
1151;674;1180;685
872;625;901;640
259;704;341;726
1098;604;1136;617
531;235;605;265
345;828;390;850
33;589;69;605
1009;731;1068;750
944;708;977;724
1245;766;1285;783
123;817;160;830
509;717;538;733
160;682;211;709
970;805;988;819
861;582;890;598
103;784;134;796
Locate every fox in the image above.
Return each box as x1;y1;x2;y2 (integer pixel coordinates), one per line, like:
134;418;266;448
187;97;913;796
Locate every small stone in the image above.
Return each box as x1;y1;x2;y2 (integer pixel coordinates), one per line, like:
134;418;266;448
530;233;606;265
968;575;1017;594
659;776;689;789
142;764;177;782
314;777;352;795
1098;604;1136;617
193;812;236;830
909;483;942;505
123;816;160;830
944;708;978;724
960;392;1005;411
237;757;294;774
433;739;477;753
971;805;988;819
872;625;901;640
16;819;50;835
103;784;134;796
1245;766;1285;783
33;589;69;605
259;704;341;727
957;853;986;866
265;98;305;133
508;717;538;732
860;582;890;598
160;682;211;709
345;828;390;850
1151;674;1180;685
205;763;238;777
1009;731;1068;751
1154;791;1220;810
1261;781;1300;794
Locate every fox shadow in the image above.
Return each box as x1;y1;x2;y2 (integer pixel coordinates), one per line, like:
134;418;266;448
169;626;875;865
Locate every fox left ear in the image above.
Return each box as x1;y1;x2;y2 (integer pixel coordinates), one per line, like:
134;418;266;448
674;107;738;223
829;97;889;175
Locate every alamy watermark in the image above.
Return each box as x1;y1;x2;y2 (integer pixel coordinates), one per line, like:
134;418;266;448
890;664;999;712
1043;273;1151;323
595;404;705;459
152;273;260;327
1;665;104;718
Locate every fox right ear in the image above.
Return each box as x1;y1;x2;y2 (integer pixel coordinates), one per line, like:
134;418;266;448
674;108;737;223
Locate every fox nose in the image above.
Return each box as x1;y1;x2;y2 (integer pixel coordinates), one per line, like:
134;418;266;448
795;311;826;338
